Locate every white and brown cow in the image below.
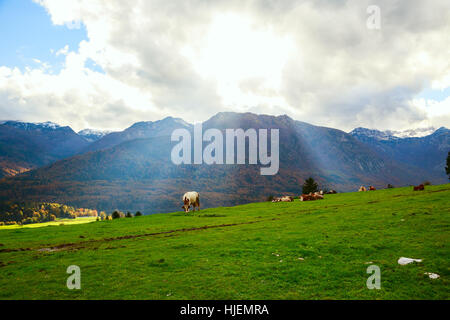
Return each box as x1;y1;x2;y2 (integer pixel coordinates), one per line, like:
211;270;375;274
300;193;324;201
182;191;200;213
272;196;294;202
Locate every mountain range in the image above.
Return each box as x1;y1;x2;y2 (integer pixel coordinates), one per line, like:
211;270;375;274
0;121;90;178
0;113;448;213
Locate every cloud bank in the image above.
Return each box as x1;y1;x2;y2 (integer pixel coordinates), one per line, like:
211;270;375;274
1;0;449;131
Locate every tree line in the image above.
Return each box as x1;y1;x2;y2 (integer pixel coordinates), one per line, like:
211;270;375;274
0;202;101;225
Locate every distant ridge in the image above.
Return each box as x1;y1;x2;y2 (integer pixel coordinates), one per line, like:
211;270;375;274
0;120;90;178
80;116;192;153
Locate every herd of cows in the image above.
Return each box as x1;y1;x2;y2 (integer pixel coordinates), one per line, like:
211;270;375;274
180;184;428;213
272;189;337;203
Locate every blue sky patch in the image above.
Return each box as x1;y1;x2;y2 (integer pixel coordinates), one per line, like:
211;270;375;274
0;0;87;72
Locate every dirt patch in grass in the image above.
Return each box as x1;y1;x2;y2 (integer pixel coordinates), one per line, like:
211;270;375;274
0;247;32;253
1;220;268;254
198;214;227;218
0;260;15;267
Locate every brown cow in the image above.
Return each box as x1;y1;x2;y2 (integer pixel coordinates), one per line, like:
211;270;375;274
413;184;425;191
369;186;376;191
299;194;312;201
300;194;323;201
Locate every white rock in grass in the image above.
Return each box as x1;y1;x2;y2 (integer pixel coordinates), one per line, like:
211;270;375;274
424;272;440;279
398;257;422;265
298;257;305;261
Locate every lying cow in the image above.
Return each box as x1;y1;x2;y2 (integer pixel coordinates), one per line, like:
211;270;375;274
326;190;337;194
300;193;324;201
358;186;367;192
413;184;424;191
272;196;294;202
369;186;376;191
182;191;200;213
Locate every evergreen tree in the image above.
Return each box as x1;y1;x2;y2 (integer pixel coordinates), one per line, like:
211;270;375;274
302;177;319;194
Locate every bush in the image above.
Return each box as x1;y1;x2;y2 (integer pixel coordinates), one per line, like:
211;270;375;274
387;184;394;189
266;195;274;202
111;210;124;219
126;212;132;218
135;211;142;217
0;222;4;226
423;181;431;186
23;217;33;225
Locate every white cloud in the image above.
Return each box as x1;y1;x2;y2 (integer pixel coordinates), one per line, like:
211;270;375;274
0;0;449;131
55;45;69;56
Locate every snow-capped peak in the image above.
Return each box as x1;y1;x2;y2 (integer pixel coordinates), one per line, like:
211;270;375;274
2;120;62;130
384;127;436;138
78;128;112;142
350;126;443;140
350;127;397;141
36;121;61;129
78;128;111;135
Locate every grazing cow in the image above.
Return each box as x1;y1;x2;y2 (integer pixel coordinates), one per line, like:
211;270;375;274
326;190;337;194
369;186;376;191
181;191;200;213
358;186;367;192
413;184;425;191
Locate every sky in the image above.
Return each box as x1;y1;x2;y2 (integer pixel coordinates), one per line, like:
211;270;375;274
0;0;449;132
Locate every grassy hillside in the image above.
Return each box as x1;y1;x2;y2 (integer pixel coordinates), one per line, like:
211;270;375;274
0;185;448;299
